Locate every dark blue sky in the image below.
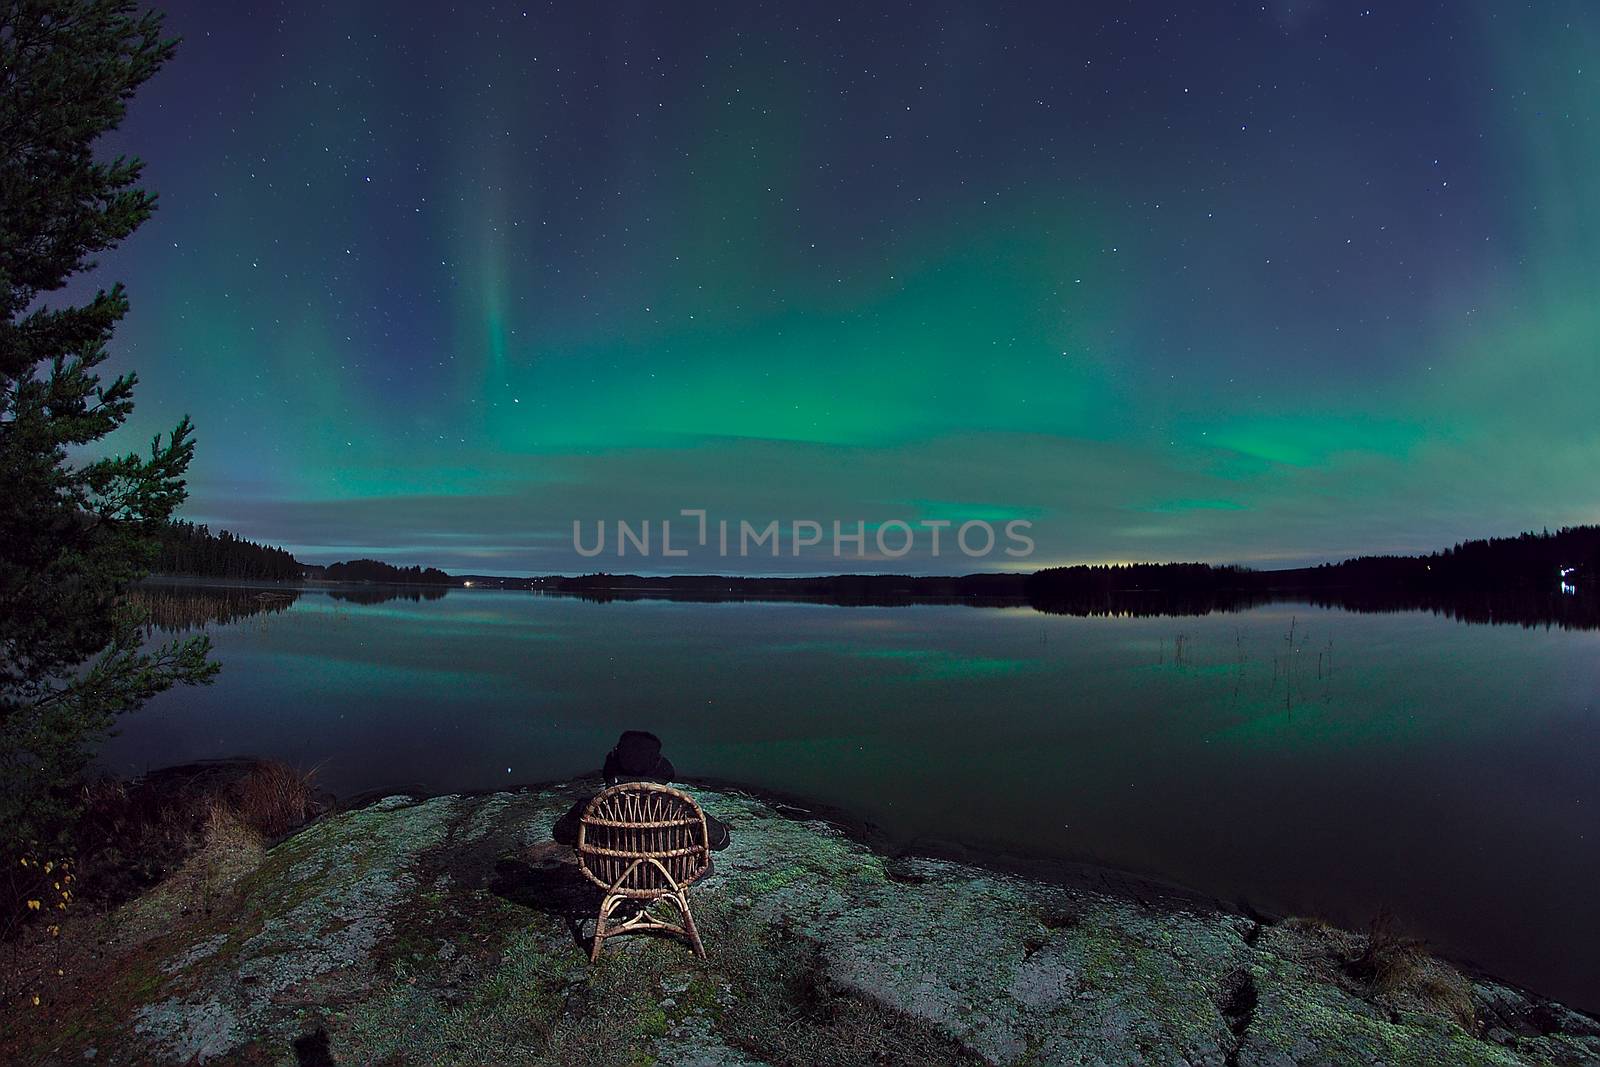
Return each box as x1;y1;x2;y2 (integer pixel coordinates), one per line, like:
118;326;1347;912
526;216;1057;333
83;1;1600;572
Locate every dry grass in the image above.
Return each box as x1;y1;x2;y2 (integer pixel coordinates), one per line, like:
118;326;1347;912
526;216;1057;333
3;761;316;1034
8;760;323;920
153;803;267;920
1350;910;1428;996
1413;969;1478;1031
1287;911;1478;1032
200;804;267;884
0;803;272;1057
1353;913;1477;1030
228;761;319;838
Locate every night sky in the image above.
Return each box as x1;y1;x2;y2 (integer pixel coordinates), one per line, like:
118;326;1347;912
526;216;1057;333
83;1;1600;574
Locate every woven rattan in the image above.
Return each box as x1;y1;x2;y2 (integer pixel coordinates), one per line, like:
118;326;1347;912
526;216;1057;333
576;782;710;960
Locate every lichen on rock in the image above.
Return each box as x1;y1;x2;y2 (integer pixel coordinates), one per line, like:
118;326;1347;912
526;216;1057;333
9;785;1598;1066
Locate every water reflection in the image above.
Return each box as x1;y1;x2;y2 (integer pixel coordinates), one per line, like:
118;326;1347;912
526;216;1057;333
543;585;1600;631
135;578;1599;634
326;586;449;605
1026;588;1600;630
131;581;459;631
130;583;300;633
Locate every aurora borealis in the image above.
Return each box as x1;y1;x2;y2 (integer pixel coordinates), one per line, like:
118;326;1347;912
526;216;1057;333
86;1;1600;574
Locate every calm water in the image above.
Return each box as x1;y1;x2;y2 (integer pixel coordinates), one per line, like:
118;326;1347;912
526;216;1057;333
108;584;1599;1010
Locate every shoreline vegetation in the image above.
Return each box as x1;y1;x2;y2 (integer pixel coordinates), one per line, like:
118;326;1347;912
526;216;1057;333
4;761;1597;1064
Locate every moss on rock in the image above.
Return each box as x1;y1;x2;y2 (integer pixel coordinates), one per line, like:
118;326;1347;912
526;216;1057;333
7;785;1597;1066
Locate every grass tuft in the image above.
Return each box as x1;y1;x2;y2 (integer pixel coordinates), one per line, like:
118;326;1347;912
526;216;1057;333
229;761;320;838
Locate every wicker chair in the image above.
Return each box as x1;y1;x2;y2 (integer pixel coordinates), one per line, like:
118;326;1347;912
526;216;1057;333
575;782;710;961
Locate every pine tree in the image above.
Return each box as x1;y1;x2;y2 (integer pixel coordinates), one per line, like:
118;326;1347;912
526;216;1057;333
1;0;217;847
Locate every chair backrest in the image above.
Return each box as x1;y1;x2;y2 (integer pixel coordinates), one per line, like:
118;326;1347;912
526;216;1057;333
575;782;711;897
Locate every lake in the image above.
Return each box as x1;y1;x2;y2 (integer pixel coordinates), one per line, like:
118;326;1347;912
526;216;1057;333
107;582;1599;1011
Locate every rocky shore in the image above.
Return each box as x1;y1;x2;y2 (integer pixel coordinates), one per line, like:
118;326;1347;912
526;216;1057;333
7;783;1598;1066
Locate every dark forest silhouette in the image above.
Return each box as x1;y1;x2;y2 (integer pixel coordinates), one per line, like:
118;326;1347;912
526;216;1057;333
315;559;454;585
156;521;301;581
1027;525;1599;600
1021;527;1598;629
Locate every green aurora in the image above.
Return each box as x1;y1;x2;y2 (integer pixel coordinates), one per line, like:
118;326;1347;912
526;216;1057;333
75;1;1600;573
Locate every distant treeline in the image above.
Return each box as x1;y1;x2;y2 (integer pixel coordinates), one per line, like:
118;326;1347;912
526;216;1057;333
152;522;1600;611
1286;525;1600;593
1027;527;1599;601
1018;527;1600;629
316;559;454;585
1025;562;1252;599
154;521;302;581
151;526;454;586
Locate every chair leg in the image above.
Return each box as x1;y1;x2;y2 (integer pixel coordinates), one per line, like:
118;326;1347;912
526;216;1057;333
678;890;706;959
591;894;613;962
589;889;705;962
